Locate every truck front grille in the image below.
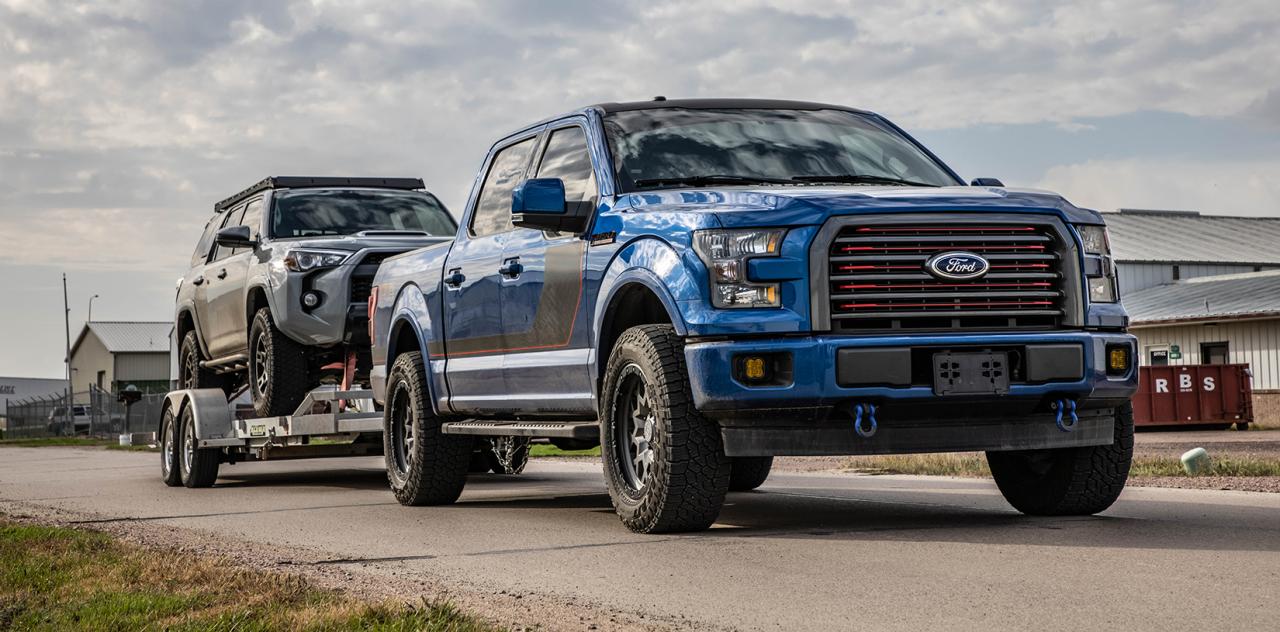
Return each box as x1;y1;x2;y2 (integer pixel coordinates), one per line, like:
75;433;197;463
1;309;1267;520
826;223;1065;331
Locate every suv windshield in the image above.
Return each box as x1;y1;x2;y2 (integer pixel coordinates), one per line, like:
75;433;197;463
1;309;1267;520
603;108;960;192
270;189;456;238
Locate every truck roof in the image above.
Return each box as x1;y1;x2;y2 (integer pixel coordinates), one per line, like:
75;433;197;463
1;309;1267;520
214;176;426;212
591;97;872;115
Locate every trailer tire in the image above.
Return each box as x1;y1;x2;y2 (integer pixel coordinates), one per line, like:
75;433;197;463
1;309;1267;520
987;402;1134;516
178;406;220;488
249;307;311;418
383;352;471;506
159;407;182;487
601;325;731;534
728;456;773;492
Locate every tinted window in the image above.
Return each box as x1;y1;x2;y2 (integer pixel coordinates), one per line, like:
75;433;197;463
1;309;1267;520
470;137;535;237
535;126;597;216
190;215;220;266
271;190;454;238
208;205;245;262
603;108;959;191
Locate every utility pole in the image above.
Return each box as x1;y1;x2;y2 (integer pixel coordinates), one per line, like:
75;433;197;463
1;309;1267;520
63;274;72;426
88;294;100;322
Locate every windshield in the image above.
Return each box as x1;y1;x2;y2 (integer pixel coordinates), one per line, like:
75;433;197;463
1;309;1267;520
270;189;457;238
603;108;960;191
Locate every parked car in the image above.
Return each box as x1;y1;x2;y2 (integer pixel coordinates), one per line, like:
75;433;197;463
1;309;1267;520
368;98;1139;533
46;405;122;435
174;177;456;417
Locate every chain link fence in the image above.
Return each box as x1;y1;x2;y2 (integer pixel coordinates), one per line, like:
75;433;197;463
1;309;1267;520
3;386;168;439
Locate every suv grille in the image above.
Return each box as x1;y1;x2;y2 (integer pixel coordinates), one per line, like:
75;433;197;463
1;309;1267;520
349;251;406;305
826;223;1064;331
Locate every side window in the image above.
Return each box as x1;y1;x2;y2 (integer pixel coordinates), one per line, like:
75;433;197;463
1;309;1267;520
232;199;263;256
470;137;536;237
190;215;220;267
208;205;245;262
535;126;597;217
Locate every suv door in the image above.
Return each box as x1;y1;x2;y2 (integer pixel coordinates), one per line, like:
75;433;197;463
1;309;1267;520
203;199;261;358
499;124;598;414
194;205;242;357
442;135;538;414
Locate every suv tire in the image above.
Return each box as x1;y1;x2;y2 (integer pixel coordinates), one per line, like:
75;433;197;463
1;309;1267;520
179;330;229;393
728;456;773;492
600;325;731;534
987;402;1134;515
383;352;472;506
178;406;220;488
248;307;311;418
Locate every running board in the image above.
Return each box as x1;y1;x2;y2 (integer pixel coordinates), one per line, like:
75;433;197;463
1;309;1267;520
440;420;599;439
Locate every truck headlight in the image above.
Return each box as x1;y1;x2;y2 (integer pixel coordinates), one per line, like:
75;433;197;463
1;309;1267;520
693;229;785;308
283;249;350;272
1075;225;1118;303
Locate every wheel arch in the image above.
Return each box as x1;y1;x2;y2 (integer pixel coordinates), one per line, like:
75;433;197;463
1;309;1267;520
594;277;681;389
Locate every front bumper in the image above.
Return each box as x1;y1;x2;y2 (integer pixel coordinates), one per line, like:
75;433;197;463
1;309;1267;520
684;331;1137;457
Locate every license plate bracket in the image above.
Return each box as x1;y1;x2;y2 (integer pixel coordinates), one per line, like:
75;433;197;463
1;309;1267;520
933;351;1010;396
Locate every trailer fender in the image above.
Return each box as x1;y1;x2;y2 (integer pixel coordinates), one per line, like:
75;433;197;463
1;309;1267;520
165;388;236;442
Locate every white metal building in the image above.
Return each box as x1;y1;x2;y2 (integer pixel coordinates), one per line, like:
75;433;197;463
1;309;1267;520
69;321;174;395
1104;209;1280;292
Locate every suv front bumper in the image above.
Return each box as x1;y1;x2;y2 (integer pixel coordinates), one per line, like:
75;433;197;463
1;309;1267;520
684;331;1137;457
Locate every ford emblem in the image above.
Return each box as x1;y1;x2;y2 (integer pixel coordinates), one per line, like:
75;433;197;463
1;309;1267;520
925;251;990;280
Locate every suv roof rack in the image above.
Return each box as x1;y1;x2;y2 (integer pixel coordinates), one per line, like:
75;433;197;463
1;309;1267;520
214;176;426;212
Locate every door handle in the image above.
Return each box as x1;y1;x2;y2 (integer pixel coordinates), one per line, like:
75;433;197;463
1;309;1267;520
444;268;465;288
192;275;204;286
498;258;523;278
217;268;228;280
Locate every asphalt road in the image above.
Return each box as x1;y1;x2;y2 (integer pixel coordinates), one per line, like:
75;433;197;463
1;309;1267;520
3;447;1279;631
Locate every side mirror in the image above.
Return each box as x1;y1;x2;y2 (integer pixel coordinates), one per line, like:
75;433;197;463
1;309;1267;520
511;178;587;232
970;177;1005;187
215;225;256;248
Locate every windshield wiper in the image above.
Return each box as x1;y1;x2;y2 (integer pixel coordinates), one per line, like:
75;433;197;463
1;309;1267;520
633;174;794;188
791;174;939;187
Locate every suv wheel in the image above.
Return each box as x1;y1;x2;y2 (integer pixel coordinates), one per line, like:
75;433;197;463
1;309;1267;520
382;352;472;505
987;402;1134;515
248;307;311;418
179;330;228;393
600;325;731;534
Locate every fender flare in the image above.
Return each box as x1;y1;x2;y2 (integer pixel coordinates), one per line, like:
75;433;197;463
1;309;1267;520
593;238;696;339
386;283;444;415
175;304;211;358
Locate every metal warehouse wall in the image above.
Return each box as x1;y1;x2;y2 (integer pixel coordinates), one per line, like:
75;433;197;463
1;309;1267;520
1118;263;1275;293
114;352;172;383
1132;318;1280;390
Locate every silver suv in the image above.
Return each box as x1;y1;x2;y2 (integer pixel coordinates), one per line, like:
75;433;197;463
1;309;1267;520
175;177;455;416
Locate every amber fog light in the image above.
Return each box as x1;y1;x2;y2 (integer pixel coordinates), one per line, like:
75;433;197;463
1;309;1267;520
1106;344;1131;375
733;352;794;387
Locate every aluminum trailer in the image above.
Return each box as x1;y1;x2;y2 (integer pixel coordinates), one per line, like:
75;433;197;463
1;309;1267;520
158;385;386;487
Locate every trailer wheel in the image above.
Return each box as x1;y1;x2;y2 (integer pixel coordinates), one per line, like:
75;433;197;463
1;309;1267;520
483;437;530;475
728;456;773;492
178;406;220;488
160;407;181;487
249;307;311;418
383;352;471;505
601;325;731;534
987;402;1134;515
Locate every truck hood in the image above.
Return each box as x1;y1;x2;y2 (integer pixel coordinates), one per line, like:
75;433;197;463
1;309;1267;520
268;234;453;254
620;185;1105;227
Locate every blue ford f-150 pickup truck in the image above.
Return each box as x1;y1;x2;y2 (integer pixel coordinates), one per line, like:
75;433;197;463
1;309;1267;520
368;98;1138;533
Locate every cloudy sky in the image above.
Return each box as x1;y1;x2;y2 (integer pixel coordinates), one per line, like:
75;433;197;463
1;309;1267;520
2;0;1279;379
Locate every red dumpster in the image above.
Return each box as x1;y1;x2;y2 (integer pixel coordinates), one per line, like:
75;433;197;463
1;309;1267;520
1132;363;1254;429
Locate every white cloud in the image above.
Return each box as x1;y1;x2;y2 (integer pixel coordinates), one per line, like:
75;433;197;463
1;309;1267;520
1036;159;1280;216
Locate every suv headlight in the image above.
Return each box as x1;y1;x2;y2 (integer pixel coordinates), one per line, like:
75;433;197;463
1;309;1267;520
693;229;785;308
283;249;350;272
1075;225;1118;303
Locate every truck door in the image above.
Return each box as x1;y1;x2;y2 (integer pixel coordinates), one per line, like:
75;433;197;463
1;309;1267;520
498;124;597;414
441;135;537;414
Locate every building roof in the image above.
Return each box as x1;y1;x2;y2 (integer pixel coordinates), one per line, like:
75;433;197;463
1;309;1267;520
1104;209;1280;265
1125;270;1280;326
71;321;172;357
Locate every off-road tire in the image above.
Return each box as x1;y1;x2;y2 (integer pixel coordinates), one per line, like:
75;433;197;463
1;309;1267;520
179;406;220;488
179;330;230;394
383;352;472;506
550;437;598;452
600;324;731;534
483;437;530;475
987;402;1134;515
249;307;311;418
468;448;494;473
159;407;182;487
728;456;773;492
1237;422;1251;431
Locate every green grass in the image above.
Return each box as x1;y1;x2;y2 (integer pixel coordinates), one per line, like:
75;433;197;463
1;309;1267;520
839;452;1280;478
528;443;601;458
0;521;498;631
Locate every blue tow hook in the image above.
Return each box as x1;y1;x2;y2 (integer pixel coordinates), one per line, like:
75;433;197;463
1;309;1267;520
854;403;878;438
1053;398;1078;432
